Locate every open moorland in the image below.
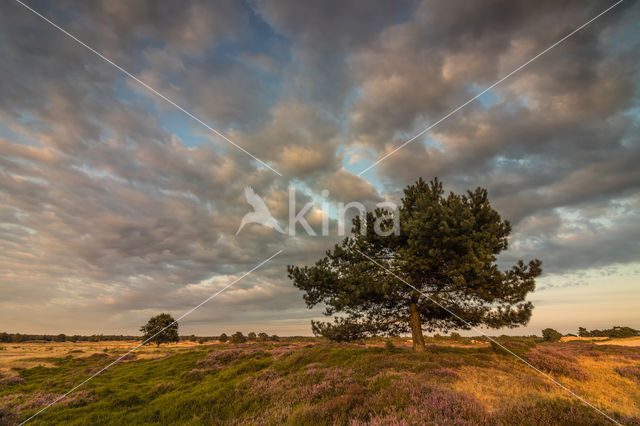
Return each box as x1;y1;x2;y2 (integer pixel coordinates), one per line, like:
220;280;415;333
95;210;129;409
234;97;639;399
1;336;639;425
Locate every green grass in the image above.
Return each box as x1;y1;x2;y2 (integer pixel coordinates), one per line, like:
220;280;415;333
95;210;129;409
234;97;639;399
1;340;639;425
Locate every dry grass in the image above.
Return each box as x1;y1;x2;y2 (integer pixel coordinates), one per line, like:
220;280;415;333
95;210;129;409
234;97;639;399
454;359;565;411
455;344;640;419
561;356;640;418
0;340;204;377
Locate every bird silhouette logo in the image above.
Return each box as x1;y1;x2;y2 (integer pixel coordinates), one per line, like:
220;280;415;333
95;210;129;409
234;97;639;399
236;186;286;235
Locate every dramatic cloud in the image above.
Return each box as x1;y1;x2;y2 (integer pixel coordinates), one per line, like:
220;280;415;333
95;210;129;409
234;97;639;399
0;0;638;335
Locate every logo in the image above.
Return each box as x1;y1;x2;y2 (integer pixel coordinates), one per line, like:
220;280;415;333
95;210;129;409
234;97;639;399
236;186;399;237
236;187;286;235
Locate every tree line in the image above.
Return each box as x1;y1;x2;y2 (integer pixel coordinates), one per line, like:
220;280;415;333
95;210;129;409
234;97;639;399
0;333;139;343
542;325;639;342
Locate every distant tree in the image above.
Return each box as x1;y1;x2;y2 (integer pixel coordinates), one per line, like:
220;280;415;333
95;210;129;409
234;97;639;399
218;333;228;343
449;332;461;341
198;337;208;344
54;334;66;342
581;326;639;338
578;327;589;337
230;331;246;344
257;332;269;342
542;328;563;342
608;326;639;338
140;313;179;347
247;332;257;341
288;178;542;352
188;334;197;342
270;335;280;342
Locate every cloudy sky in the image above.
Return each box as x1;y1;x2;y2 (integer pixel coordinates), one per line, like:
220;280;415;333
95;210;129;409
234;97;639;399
1;0;638;336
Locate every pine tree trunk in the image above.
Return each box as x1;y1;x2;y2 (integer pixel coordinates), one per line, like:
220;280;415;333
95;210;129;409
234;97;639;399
409;301;426;352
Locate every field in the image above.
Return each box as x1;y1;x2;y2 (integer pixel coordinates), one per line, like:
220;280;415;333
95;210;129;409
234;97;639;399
1;338;639;425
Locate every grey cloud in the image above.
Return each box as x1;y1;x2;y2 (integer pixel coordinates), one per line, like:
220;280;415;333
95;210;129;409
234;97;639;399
1;0;639;335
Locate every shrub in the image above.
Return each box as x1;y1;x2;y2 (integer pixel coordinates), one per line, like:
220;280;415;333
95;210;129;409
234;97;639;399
258;332;270;342
230;332;247;344
490;336;537;357
218;333;228;343
542;328;563;342
311;319;367;342
198;337;208;344
247;332;257;341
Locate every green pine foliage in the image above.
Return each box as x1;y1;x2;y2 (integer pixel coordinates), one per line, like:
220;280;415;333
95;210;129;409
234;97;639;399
542;328;563;342
288;178;542;351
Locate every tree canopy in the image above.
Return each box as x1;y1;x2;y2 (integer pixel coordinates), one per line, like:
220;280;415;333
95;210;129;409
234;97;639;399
140;313;179;347
288;178;542;351
542;328;563;342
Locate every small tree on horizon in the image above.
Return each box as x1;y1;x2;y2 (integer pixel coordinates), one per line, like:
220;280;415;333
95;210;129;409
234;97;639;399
247;332;257;341
218;333;228;343
542;328;563;342
230;331;247;344
288;178;542;352
140;313;179;347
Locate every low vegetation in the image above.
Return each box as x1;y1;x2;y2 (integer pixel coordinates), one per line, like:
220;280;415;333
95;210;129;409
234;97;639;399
1;336;638;425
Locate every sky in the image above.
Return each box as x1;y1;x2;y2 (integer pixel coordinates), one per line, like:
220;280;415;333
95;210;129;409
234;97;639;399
0;0;639;337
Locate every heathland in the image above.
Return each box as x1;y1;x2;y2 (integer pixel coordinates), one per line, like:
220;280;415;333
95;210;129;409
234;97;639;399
1;335;639;425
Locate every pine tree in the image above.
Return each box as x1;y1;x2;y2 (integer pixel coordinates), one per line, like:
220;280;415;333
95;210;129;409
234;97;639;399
288;178;542;351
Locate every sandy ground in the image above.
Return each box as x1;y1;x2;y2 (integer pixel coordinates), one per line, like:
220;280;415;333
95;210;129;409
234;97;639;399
560;335;640;346
560;336;609;342
594;336;640;346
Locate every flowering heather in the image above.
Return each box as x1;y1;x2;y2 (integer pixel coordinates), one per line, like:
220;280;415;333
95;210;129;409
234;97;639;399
301;366;358;400
615;365;640;382
525;348;588;381
430;367;459;380
268;344;301;360
2;339;639;424
196;345;268;370
0;376;25;385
